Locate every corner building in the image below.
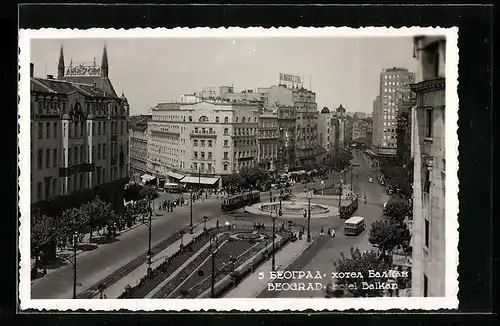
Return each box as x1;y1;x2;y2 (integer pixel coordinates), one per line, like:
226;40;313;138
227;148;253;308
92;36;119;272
129;115;152;178
148;100;260;188
410;36;447;297
30;46;130;219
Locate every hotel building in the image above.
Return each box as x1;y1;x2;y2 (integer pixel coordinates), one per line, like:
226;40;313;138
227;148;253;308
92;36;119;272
410;36;447;297
30;46;129;220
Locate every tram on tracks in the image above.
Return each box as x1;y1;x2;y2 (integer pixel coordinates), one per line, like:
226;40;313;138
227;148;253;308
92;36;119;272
221;190;261;212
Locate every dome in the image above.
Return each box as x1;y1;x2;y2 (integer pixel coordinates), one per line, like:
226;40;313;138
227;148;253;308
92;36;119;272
321;107;330;114
336;104;346;113
62;113;71;120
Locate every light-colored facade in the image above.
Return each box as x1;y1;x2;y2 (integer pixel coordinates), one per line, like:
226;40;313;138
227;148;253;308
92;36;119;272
257;108;279;170
354;111;366;120
317;107;334;154
293;87;319;165
372;67;415;156
410;36;447;297
147;100;260;187
31;46;129;218
129;115;151;177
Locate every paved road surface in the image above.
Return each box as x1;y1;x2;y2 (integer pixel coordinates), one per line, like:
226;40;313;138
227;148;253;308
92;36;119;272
276;149;389;298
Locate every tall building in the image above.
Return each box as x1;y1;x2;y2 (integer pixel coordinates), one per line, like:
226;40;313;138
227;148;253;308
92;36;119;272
257;108;279;171
333;104;347;149
317;107;335;163
129;115;152;178
292;86;319;166
352;120;369;141
147;100;260;188
372;67;415;156
30;45;130;220
410;36;447;297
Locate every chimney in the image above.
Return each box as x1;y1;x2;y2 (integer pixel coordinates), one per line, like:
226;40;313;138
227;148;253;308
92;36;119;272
30;63;34;77
47;74;54;79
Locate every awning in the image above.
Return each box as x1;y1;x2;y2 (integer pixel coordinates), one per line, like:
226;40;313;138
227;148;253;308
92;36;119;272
180;176;220;185
165;171;184;180
141;174;156;182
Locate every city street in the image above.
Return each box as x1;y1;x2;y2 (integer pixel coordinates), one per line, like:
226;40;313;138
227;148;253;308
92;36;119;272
31;195;222;299
275;150;389;298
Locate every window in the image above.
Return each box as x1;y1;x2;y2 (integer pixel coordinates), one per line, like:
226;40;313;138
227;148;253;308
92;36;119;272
425;219;430;248
98;122;102;135
52;178;57;197
423;274;428;297
236;117;239;123
37;150;42;169
207;163;212;171
201;140;205;147
193;162;198;170
223;152;228;160
194;127;199;133
38;123;43;139
424;168;431;193
216;116;219;123
224;140;228;147
103;144;107;159
208;140;213;147
224;128;229;135
98;144;102;160
53;122;57;138
45;149;50;168
80;146;85;162
200;163;205;170
433;50;440;78
103;122;107;134
194;140;198;146
121;121;124;135
209;127;213;134
208;152;212;159
425;108;432;138
199;116;209;122
44;178;50;200
223;164;228;171
194;151;198;159
224;117;228;123
201;152;205;159
188;116;192;122
74;146;78;163
37;182;42;200
52;149;57;167
92;124;96;136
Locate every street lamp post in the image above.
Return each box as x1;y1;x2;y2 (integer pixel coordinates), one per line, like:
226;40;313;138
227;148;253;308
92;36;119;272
189;189;194;234
210;235;218;298
72;231;78;299
203;216;208;232
306;190;312;243
147;197;153;273
270;206;277;271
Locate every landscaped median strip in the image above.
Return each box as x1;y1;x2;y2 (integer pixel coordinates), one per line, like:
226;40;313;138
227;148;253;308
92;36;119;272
224;238;313;298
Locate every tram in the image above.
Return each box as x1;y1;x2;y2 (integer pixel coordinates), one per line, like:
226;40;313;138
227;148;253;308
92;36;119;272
221;190;261;212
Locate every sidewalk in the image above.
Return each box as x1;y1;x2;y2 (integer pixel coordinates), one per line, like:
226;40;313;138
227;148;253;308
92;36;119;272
224;239;312;298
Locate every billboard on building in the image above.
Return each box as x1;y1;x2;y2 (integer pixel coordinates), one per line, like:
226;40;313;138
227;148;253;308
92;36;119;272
279;73;302;88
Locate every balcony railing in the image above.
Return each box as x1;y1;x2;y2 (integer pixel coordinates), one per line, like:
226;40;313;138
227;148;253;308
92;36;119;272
190;130;217;138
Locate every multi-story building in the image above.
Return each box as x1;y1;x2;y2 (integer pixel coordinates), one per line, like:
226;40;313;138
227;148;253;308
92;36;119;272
317;107;334;153
372;67;416;157
293;87;319;166
354;111;366;120
410;36;447;297
276;104;297;171
147;100;260;188
333;104;347;149
257;108;279;171
30;45;129;220
129;115;152;178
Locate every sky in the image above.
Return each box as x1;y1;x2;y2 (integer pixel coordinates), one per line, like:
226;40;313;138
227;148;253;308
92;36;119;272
31;37;419;116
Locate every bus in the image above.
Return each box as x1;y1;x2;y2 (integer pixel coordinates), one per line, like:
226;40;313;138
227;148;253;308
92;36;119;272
344;216;366;236
221;190;261;212
164;183;184;194
339;196;359;219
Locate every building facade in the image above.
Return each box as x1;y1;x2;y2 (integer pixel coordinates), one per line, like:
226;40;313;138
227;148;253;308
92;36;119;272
257;108;279;171
31;46;129;220
352;120;369;140
293;87;319;166
410;36;447;297
147;100;260;188
372;67;416;157
129;115;152;178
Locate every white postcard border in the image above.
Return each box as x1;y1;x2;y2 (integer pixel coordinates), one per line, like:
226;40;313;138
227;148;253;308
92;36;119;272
18;26;459;311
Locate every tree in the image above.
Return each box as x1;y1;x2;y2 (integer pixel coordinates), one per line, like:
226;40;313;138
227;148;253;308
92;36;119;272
80;196;113;241
58;207;88;246
31;214;58;261
384;195;412;223
369;220;411;257
333;247;390;297
140;185;159;220
241;166;266;188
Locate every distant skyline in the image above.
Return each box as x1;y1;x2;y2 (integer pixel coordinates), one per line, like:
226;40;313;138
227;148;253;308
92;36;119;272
31;37;419;115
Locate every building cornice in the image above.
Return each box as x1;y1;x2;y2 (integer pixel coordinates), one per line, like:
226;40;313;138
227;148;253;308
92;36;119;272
410;78;445;93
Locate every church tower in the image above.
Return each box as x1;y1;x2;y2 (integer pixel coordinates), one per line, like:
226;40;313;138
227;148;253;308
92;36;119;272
57;46;65;79
101;45;109;77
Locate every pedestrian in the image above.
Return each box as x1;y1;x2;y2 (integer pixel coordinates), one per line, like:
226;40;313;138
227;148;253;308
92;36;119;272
327;228;331;237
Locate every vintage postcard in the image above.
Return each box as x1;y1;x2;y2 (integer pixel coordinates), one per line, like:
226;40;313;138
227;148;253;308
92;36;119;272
18;27;459;311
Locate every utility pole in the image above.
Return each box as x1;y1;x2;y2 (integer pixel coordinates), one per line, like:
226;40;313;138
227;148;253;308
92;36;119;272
190;189;193;234
72;232;78;299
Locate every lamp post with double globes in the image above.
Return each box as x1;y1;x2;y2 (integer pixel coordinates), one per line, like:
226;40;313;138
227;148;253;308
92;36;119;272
270;201;283;271
210;235;218;298
72;231;79;299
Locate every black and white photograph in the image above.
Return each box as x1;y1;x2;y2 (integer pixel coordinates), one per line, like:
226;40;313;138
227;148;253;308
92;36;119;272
18;27;459;311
